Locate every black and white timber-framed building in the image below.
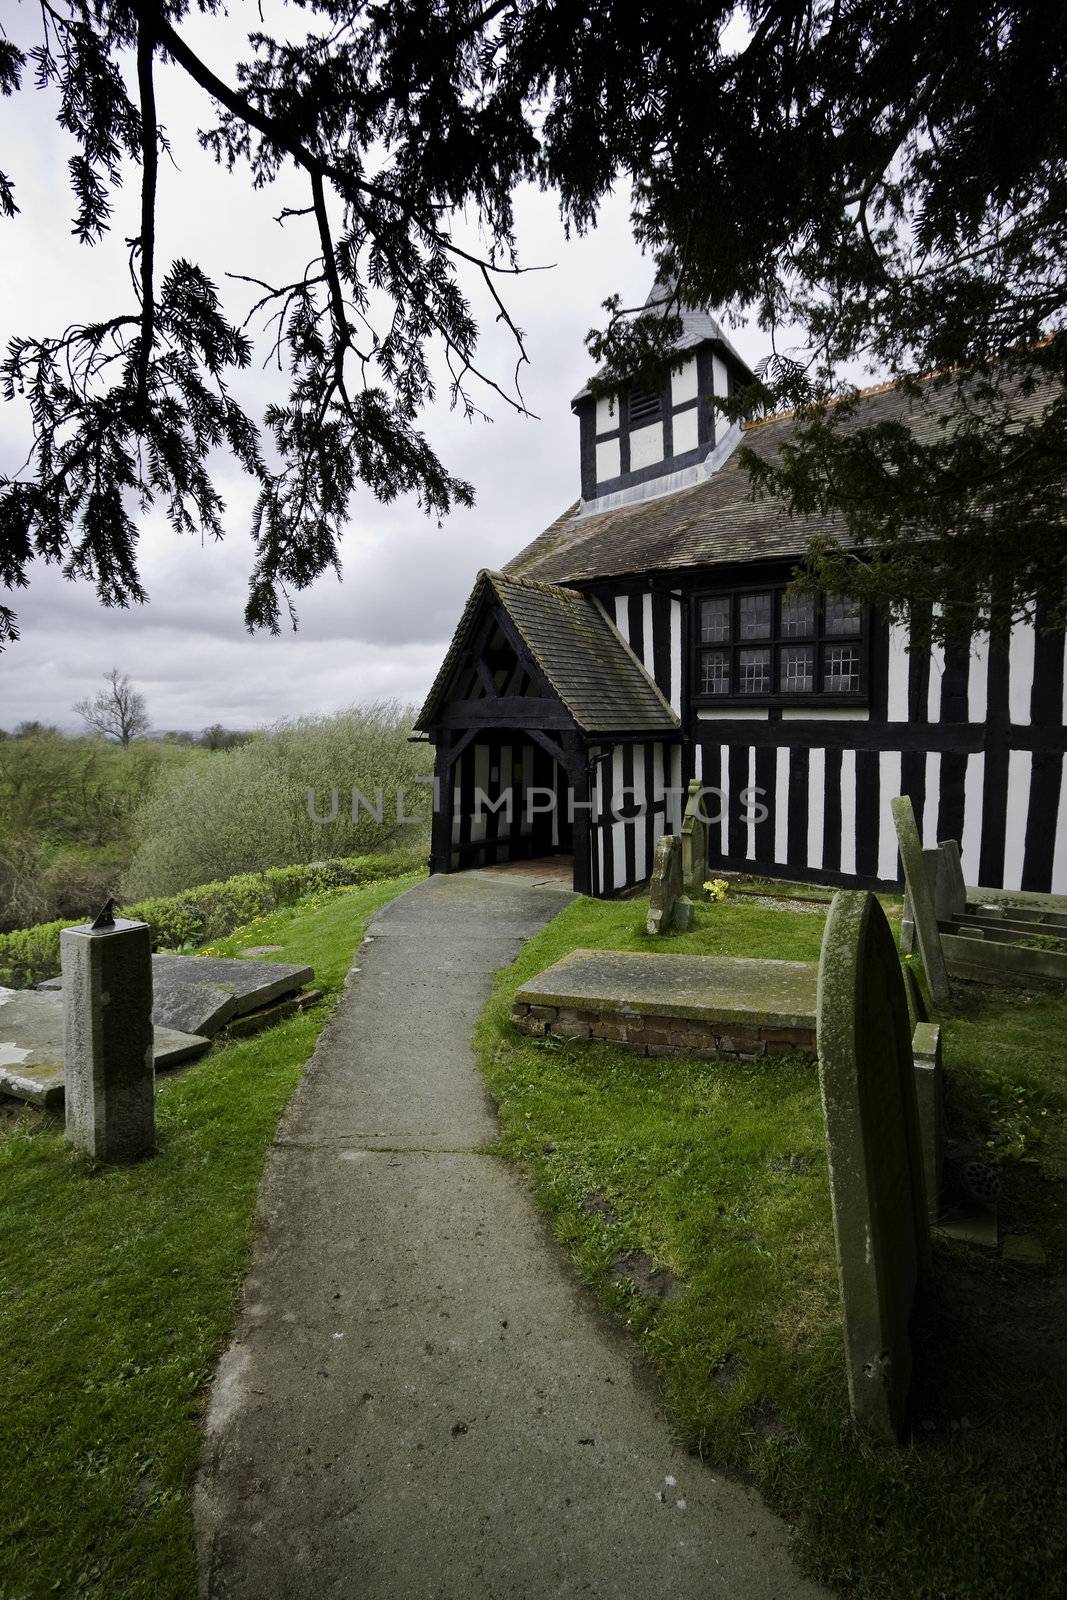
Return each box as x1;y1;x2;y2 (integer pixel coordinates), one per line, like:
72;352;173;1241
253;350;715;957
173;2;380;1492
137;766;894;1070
416;290;1067;899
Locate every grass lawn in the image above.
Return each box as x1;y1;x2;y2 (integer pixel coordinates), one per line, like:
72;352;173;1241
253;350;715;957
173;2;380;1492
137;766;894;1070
0;869;423;1600
475;889;1067;1600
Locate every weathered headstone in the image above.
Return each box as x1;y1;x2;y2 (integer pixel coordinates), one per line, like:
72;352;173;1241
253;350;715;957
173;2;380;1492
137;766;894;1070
646;833;690;935
902;962;929;1033
61;917;155;1163
890;796;951;1003
680;779;710;896
933;839;967;921
817;890;930;1441
911;1021;944;1222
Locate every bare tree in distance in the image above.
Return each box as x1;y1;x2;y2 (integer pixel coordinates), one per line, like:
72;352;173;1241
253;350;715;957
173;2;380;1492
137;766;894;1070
73;669;150;747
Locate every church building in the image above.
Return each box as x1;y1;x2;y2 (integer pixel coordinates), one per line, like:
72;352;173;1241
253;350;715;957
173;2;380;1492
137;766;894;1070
416;289;1067;898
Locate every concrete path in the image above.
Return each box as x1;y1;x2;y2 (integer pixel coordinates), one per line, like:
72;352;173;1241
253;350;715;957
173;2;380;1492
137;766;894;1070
196;872;825;1599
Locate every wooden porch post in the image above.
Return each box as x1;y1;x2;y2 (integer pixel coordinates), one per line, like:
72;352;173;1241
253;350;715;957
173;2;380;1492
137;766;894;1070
429;731;452;875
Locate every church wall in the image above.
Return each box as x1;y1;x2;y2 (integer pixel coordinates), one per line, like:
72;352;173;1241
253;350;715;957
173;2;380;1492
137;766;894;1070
588;740;682;896
690;606;1066;894
599;580;1066;895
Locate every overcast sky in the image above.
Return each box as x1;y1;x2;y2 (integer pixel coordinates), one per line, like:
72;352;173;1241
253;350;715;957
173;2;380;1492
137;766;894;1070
0;6;777;735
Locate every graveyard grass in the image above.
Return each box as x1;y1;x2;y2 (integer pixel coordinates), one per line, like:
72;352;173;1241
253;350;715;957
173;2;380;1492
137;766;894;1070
476;891;1067;1600
0;868;424;1600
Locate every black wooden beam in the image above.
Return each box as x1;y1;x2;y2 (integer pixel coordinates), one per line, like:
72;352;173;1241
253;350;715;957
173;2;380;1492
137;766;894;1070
436;696;577;731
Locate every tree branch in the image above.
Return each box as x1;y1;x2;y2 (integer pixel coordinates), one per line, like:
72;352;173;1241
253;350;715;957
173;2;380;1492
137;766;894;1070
134;13;158;407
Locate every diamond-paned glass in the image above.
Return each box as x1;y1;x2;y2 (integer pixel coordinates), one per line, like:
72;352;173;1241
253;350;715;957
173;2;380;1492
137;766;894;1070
823;644;862;693
824;594;862;636
780;645;814;693
738;592;772;639
738;647;771;694
700;650;730;695
780;594;816;637
700;596;731;643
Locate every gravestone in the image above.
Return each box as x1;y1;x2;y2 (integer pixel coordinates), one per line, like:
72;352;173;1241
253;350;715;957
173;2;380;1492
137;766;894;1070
911;1021;944;1221
933;839;967;921
61;917;156;1163
817;890;930;1441
646;833;691;935
890;796;951;1003
680;779;710;896
902;962;929;1033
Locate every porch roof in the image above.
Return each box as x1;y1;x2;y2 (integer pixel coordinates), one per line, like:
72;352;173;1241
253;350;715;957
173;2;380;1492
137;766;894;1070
415;571;680;738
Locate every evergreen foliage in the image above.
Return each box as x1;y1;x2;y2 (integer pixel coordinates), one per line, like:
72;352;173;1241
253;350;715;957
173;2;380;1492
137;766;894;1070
1;2;1064;643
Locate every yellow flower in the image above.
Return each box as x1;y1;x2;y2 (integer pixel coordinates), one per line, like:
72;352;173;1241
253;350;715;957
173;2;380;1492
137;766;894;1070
702;878;730;903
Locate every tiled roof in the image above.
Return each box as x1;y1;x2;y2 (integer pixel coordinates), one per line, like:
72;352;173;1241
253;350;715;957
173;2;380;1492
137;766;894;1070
507;374;1054;586
416;571;680;737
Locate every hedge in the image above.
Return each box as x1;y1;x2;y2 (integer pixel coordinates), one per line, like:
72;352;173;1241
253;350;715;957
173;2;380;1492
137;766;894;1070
0;847;426;990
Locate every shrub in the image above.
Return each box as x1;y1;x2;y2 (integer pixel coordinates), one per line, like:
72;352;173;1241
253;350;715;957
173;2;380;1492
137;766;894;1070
122;703;433;898
0;847;425;989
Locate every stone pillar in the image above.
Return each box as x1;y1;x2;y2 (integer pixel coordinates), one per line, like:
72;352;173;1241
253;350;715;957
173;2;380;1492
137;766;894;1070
61;918;155;1163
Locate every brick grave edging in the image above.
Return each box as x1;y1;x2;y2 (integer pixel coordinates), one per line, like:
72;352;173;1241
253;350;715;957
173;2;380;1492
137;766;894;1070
510;1001;816;1061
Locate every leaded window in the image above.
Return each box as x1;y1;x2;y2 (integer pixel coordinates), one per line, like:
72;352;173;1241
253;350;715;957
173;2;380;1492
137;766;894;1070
700;650;731;695
738;647;771;695
693;586;866;704
700;596;730;643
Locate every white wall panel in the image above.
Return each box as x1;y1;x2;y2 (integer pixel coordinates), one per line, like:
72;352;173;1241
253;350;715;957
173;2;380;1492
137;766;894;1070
629;422;664;470
877;751;902;881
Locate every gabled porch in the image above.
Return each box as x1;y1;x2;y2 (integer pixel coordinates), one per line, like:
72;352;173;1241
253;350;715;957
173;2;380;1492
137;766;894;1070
415;571;683;897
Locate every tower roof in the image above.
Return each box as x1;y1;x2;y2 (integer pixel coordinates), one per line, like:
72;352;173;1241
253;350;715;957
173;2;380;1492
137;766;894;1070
571;271;752;406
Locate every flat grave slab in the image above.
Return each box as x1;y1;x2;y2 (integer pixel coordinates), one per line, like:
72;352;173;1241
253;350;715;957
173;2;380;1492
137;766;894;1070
0;987;208;1110
513;949;818;1060
152;975;238;1039
516;948;818;1028
150;955;314;1018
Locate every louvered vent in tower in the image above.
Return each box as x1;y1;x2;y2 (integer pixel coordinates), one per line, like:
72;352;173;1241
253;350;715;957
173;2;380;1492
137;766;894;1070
628;386;662;426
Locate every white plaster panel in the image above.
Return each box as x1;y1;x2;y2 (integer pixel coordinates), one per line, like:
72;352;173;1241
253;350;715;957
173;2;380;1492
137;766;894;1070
968;632;989;725
697;708;769;721
960;752;984;885
1008;618;1035;726
595;437;621;484
887;625;910;721
669;597;682;713
839;749;857;875
878;751;903;881
922;753;941;848
780;707;869;721
672;407;699;456
744;748;758;860
712;353;729;399
628;422;664;470
671;357;699;406
807;748;825;870
1053;760;1067;894
595;393;617;434
1003;749;1030;889
774;747;789;863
